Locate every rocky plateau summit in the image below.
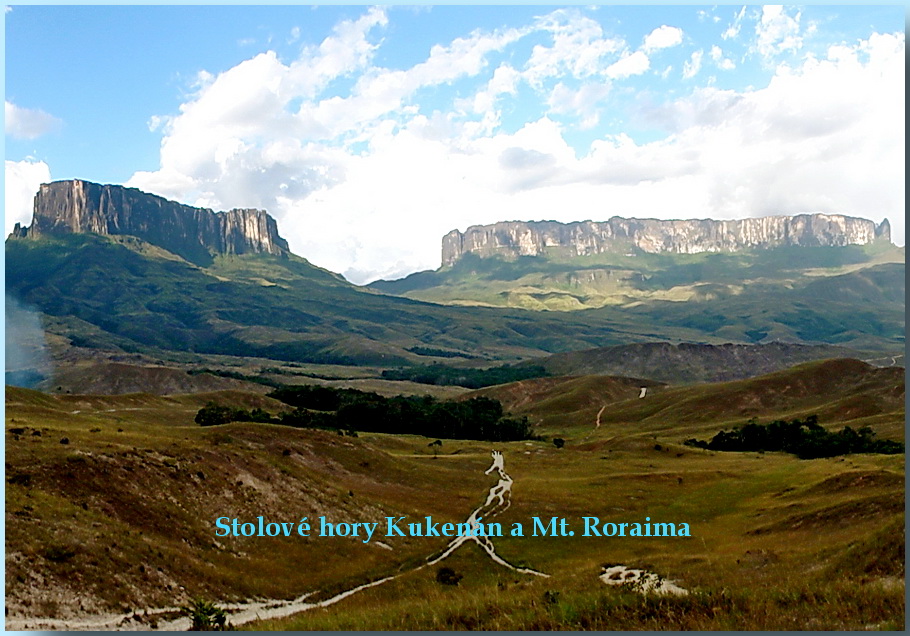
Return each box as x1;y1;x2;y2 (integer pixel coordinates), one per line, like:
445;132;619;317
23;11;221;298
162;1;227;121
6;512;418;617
10;179;289;264
442;215;891;266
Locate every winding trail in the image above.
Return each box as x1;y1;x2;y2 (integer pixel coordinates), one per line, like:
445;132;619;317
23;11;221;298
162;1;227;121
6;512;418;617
427;451;548;577
862;355;903;367
8;451;546;631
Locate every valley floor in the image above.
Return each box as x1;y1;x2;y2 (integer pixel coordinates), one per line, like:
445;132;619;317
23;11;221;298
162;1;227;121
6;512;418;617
4;363;905;631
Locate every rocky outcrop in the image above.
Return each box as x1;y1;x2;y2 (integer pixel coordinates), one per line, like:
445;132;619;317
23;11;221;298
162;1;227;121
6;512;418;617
11;180;289;264
442;214;891;266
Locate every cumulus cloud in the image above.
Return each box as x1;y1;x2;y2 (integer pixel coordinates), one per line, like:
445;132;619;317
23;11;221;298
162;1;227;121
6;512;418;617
524;10;623;86
643;25;683;52
682;50;703;79
606;51;650;79
755;5;802;58
710;45;736;70
5;159;50;236
5;101;61;139
129;8;904;283
642;32;904;240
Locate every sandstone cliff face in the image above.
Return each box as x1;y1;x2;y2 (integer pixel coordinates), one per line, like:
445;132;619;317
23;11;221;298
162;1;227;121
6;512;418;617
442;214;891;266
11;180;289;264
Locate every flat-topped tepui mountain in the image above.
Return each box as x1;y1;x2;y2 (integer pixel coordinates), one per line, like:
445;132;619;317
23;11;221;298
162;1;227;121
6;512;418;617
6;179;904;384
442;215;892;266
374;213;902;314
11;179;289;265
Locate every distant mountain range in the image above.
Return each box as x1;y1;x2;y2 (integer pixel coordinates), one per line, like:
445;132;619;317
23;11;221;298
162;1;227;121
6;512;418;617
6;180;904;380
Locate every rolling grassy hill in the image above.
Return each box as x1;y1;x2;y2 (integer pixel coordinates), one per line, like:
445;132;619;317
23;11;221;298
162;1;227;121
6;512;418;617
6;358;904;630
3;234;703;371
519;341;890;385
468;358;905;441
370;244;905;355
371;243;904;311
6;235;905;384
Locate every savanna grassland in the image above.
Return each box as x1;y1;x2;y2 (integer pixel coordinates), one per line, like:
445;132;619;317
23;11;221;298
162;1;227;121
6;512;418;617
5;358;904;631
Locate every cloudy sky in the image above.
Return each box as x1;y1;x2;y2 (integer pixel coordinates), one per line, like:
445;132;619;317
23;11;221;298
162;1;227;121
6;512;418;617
6;5;905;284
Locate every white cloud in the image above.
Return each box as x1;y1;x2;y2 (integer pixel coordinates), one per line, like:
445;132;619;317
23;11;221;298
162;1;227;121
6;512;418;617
547;82;611;129
460;63;522;133
722;6;747;40
5;101;61;139
682;50;703;79
129;9;904;283
641;32;904;242
755;5;802;58
643;25;683;52
5;159;50;236
524;10;623;86
710;45;736;71
606;51;650;79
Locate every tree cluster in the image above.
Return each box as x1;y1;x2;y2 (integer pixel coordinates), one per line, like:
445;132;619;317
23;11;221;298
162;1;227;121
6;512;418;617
195;385;535;442
194;403;273;426
380;363;549;389
684;415;904;459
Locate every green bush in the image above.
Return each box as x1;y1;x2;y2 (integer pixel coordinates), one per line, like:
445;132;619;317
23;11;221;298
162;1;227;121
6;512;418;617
435;566;463;586
182;598;231;631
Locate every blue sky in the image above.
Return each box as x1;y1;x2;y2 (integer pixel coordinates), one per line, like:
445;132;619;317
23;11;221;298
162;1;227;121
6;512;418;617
5;5;905;283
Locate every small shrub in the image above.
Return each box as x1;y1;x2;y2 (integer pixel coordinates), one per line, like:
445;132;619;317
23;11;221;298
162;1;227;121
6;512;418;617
436;566;463;586
182;598;231;631
8;473;32;486
44;545;76;563
553;438;565;449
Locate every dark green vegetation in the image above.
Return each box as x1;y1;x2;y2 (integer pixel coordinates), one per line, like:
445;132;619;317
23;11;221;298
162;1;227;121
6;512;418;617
194;402;275;426
373;242;901;306
182;598;231;631
381;363;549;388
260;385;534;442
3;234;614;366
684;415;904;459
6;234;905;371
370;243;905;355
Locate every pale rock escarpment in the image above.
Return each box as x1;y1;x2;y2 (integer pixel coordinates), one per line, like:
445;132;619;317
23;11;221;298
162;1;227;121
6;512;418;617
442;215;891;266
11;180;289;263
